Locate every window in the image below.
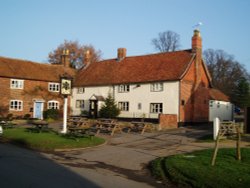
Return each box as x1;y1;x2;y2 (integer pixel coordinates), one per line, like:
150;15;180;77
10;79;24;89
77;87;85;94
150;103;163;113
150;83;163;92
118;102;129;111
76;100;84;108
48;83;60;92
48;100;59;109
10;100;23;111
118;85;130;93
138;103;142;110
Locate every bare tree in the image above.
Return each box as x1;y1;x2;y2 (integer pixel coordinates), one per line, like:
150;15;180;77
152;30;180;52
48;40;102;69
203;49;249;101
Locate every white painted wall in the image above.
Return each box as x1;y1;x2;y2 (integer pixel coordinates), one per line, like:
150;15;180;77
209;100;233;121
70;81;179;119
115;82;179;118
70;86;113;116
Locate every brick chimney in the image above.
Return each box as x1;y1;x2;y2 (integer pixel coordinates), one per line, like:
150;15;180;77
192;30;202;87
83;50;91;68
61;49;70;68
117;48;126;61
192;29;202;53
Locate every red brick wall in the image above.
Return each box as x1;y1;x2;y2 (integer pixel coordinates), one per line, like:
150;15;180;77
0;77;64;118
159;114;178;129
180;59;210;122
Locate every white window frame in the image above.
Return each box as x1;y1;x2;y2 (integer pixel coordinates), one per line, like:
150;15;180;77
118;102;129;111
150;83;163;92
76;100;84;108
47;100;59;109
150;103;163;113
48;82;60;92
77;87;85;94
118;85;130;93
10;100;23;111
10;79;24;89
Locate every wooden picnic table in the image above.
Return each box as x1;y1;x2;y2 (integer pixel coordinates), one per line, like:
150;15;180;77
0;120;16;129
95;119;122;136
67;117;89;128
67;127;95;140
128;121;151;135
28;120;50;133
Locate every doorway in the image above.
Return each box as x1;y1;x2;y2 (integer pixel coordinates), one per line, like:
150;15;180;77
34;101;44;119
89;100;98;118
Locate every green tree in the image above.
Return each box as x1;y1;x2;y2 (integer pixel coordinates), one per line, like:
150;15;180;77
99;94;120;118
232;77;250;108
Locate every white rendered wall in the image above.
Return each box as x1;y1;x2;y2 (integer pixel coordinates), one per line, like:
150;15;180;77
70;86;113;116
70;81;179;119
209;100;233;121
115;82;179;118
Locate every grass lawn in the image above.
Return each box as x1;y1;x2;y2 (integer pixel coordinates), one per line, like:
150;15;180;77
150;148;250;188
1;128;105;152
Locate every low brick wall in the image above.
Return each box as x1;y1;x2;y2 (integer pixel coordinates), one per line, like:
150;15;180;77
158;114;178;130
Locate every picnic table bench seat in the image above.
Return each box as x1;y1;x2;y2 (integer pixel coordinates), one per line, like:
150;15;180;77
128;121;152;135
27;120;51;133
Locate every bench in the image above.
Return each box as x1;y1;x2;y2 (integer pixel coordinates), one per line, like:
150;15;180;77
128;122;152;135
27;121;51;133
67;127;95;140
95;119;122;136
0;121;16;129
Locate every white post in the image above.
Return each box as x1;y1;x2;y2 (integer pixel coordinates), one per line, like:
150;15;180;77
213;117;220;140
61;97;68;134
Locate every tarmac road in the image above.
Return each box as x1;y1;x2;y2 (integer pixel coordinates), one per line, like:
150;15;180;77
0;143;99;188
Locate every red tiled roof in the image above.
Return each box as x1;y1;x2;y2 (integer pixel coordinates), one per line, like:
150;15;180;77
75;50;194;86
209;88;230;102
0;56;76;82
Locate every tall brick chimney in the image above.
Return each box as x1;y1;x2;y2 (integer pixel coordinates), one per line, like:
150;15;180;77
117;48;126;61
192;29;202;54
192;29;202;85
61;49;70;68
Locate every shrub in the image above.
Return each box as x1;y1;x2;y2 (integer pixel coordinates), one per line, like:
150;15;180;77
43;109;59;120
23;114;31;120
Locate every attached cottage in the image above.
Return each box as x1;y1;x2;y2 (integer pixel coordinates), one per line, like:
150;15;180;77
0;53;75;119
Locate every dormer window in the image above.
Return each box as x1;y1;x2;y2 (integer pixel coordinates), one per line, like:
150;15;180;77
118;84;130;93
48;83;60;92
10;79;24;89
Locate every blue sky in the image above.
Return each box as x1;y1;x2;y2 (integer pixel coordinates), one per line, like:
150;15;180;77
1;0;250;71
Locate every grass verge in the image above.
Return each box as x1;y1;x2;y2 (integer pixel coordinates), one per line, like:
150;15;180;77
1;128;105;152
150;148;250;188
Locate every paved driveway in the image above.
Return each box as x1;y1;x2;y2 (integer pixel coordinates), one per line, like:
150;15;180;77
42;126;216;188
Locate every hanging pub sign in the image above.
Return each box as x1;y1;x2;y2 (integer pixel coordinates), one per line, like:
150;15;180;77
60;74;72;96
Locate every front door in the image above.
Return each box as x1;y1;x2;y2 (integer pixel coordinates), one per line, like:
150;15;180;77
89;100;98;118
34;102;43;119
